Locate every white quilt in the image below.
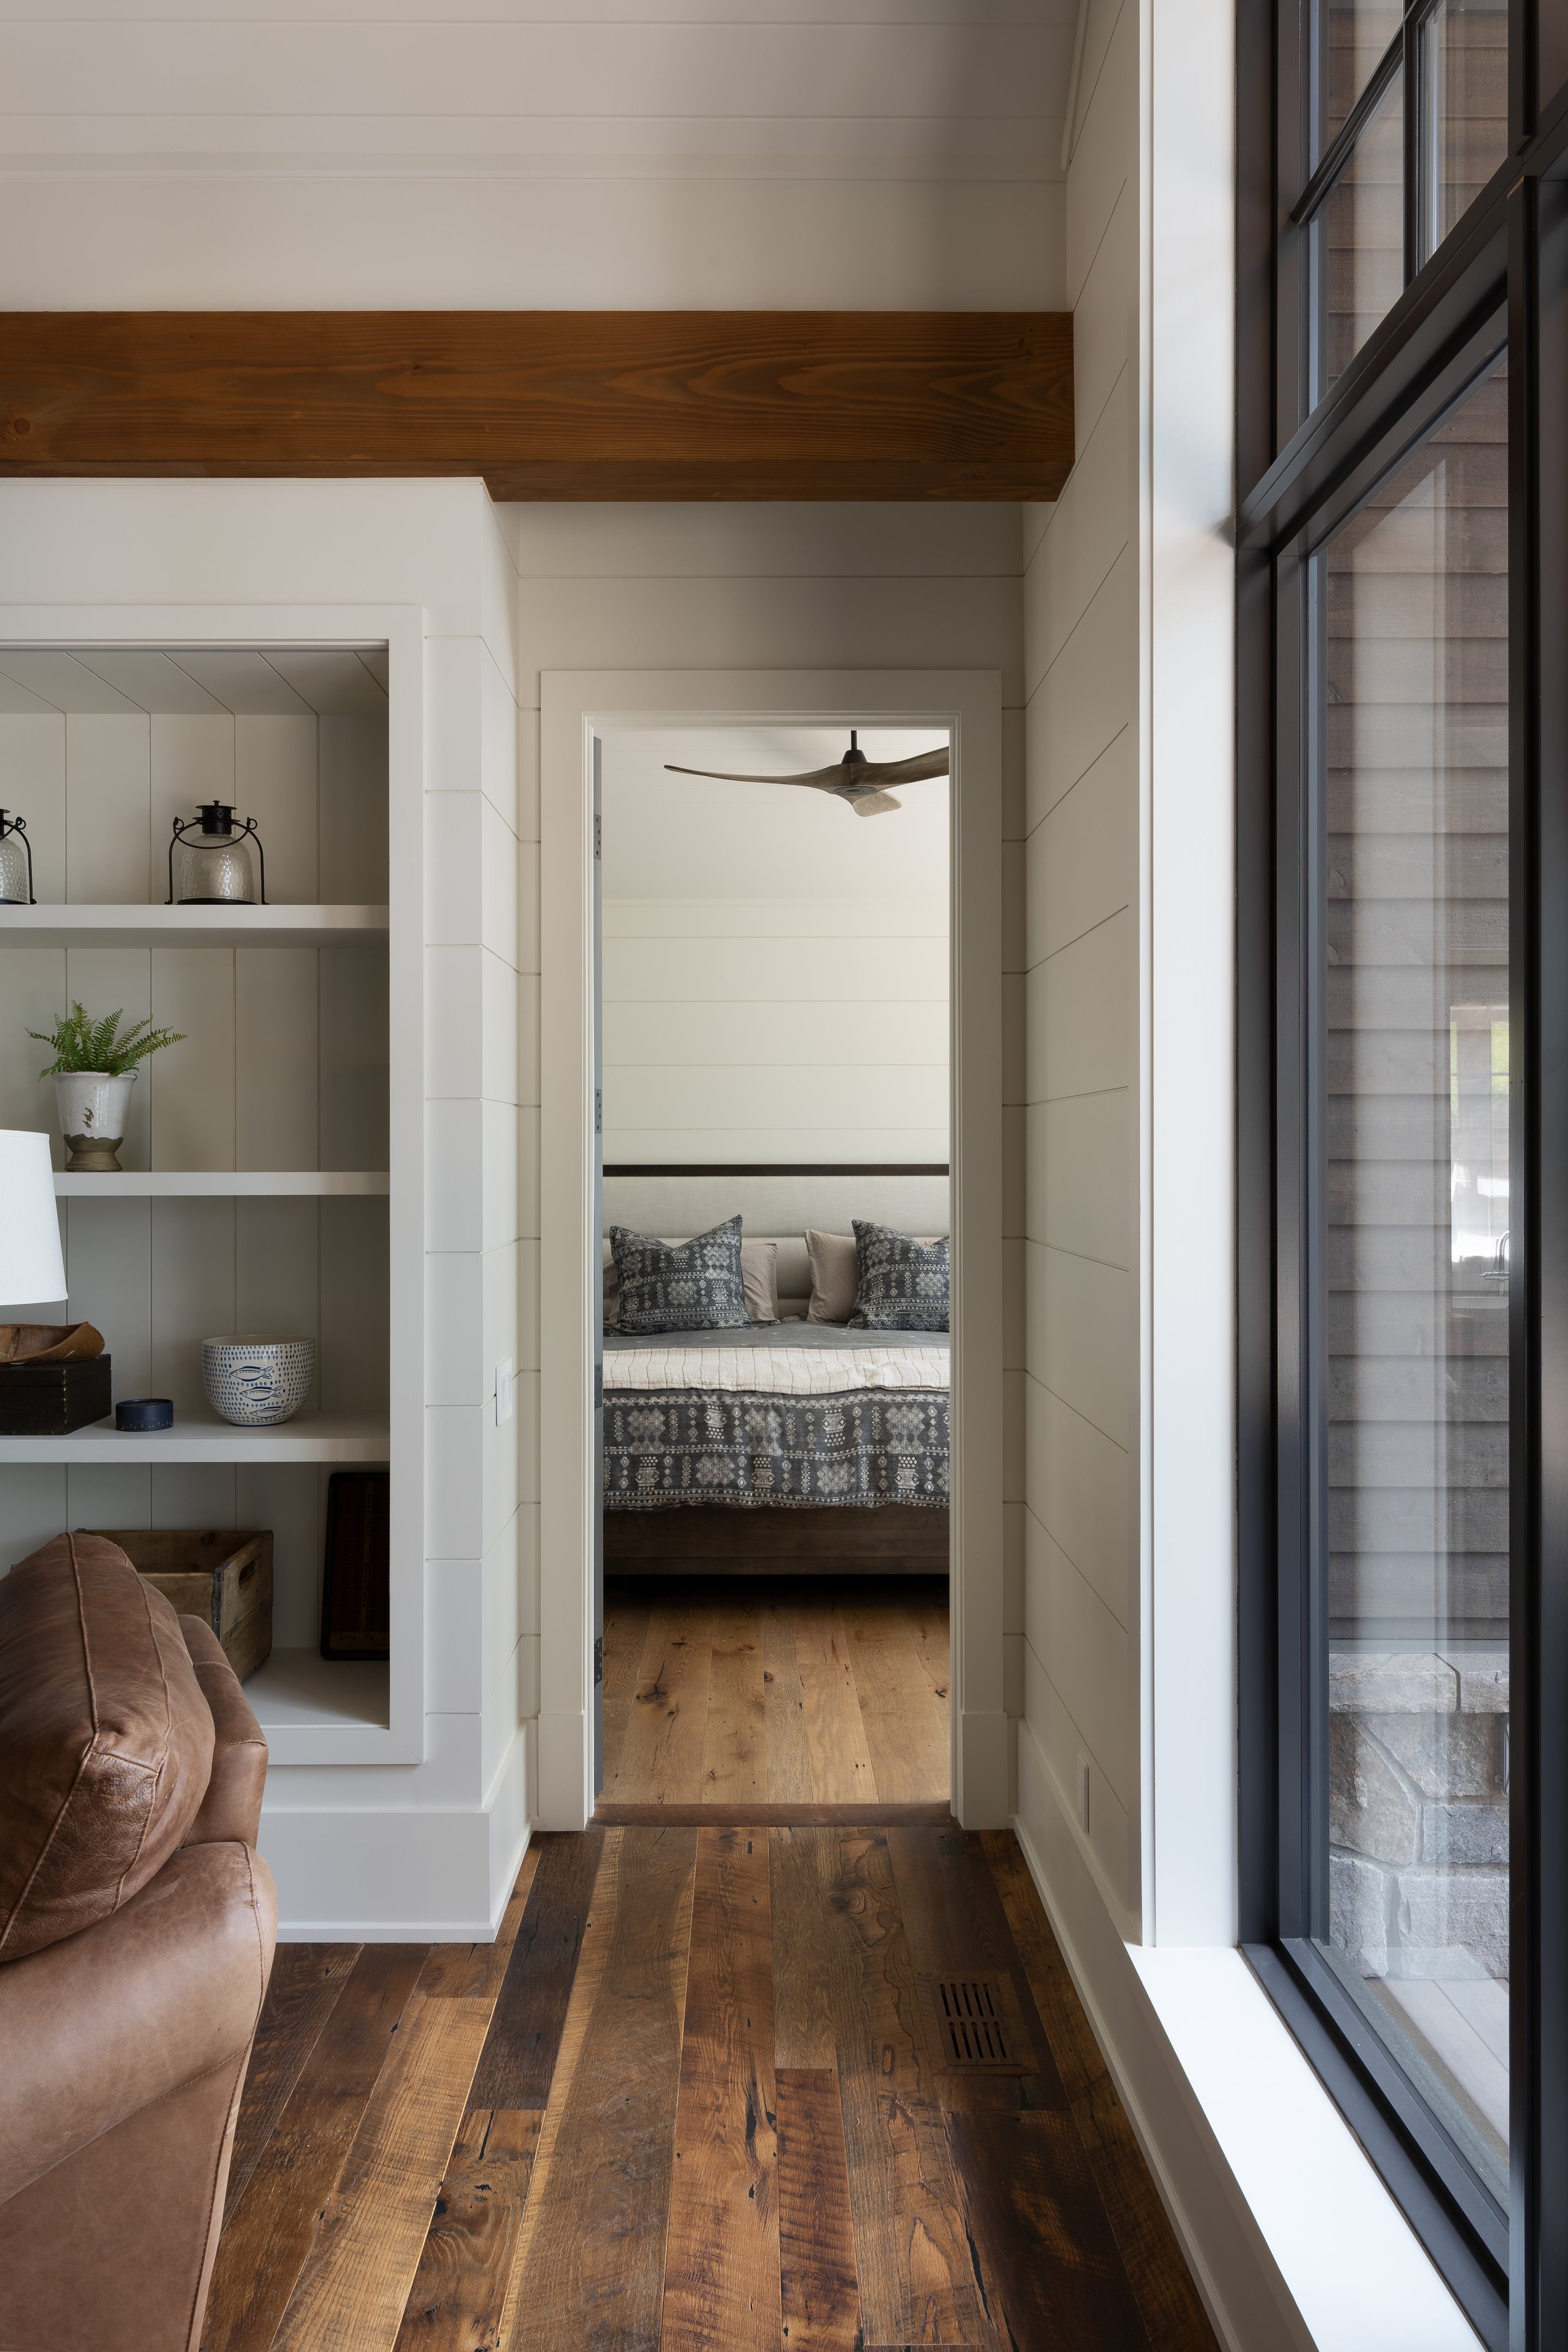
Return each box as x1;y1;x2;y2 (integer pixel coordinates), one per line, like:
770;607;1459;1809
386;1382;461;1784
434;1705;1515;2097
601;1344;950;1396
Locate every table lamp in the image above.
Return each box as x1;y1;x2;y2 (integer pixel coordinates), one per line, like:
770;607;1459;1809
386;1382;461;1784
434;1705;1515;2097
0;1129;66;1305
0;1129;112;1434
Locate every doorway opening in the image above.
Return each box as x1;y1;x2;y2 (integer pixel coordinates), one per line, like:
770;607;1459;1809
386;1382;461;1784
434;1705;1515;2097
593;720;953;1817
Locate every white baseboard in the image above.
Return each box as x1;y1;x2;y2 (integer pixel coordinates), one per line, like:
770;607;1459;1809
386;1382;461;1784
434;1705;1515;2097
534;1706;591;1829
957;1705;1012;1827
261;1734;532;1941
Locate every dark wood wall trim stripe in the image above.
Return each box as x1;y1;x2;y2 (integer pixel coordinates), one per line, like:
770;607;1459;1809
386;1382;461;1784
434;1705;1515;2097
603;1163;950;1178
0;311;1072;503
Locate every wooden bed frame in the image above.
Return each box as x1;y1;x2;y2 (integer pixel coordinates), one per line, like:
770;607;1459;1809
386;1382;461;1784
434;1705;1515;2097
604;1504;948;1577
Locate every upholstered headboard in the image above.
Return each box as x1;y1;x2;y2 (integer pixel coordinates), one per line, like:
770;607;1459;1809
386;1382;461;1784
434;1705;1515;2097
601;1173;950;1321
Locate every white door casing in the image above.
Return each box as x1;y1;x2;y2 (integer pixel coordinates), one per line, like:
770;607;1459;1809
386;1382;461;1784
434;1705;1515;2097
536;667;1005;1830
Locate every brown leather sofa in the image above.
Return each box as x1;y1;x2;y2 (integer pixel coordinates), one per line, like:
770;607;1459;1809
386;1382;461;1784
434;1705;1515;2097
0;1532;277;2352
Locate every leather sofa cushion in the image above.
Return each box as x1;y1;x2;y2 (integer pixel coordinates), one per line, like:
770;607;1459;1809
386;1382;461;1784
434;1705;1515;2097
0;1534;215;1962
177;1615;268;1850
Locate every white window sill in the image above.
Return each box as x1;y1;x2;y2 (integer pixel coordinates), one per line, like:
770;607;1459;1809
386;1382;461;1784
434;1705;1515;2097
1129;1946;1485;2352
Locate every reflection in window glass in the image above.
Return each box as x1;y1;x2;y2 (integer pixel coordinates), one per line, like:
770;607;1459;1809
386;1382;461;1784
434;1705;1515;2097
1542;10;1568;117
1321;0;1404;149
1420;0;1509;260
1315;68;1405;396
1319;356;1509;2211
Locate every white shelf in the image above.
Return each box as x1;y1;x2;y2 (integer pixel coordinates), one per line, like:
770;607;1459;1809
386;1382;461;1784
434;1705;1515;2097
243;1647;389;1736
0;1409;390;1463
0;904;388;949
55;1171;389;1198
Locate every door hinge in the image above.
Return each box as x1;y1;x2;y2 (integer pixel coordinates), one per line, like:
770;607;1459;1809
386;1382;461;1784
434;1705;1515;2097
593;811;602;859
593;1634;604;1686
594;1086;602;1135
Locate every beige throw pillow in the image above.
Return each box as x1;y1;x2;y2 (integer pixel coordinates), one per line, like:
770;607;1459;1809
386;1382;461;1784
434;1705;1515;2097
742;1240;780;1325
805;1229;859;1324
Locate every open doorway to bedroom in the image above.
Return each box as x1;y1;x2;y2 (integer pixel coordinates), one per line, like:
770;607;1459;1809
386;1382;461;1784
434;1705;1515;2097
595;721;953;1814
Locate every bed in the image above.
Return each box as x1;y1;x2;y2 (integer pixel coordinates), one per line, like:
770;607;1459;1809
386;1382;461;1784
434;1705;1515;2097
600;1174;950;1577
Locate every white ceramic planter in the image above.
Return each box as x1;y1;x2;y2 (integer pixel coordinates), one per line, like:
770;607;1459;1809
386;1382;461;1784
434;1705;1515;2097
54;1070;137;1172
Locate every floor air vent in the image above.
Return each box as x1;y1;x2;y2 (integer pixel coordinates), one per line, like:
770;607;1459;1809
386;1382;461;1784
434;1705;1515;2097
923;1975;1030;2072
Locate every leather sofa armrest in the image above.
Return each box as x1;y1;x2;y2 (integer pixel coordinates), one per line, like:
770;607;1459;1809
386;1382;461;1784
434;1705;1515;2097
0;1840;275;2205
177;1615;268;1849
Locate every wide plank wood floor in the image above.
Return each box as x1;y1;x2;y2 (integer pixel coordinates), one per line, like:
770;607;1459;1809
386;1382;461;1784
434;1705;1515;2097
204;1825;1220;2352
601;1574;951;1808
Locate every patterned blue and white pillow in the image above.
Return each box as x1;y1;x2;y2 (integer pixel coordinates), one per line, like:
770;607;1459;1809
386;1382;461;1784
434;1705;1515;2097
608;1215;750;1334
847;1219;950;1331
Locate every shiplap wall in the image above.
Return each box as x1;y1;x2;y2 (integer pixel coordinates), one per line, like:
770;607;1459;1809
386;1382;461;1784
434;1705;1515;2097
504;498;1026;1693
423;603;537;1844
1018;0;1140;1925
0;705;390;1645
601;894;948;1164
0;6;1071;311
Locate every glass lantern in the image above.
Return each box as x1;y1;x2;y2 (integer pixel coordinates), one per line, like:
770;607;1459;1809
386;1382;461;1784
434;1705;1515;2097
166;803;267;905
0;808;34;905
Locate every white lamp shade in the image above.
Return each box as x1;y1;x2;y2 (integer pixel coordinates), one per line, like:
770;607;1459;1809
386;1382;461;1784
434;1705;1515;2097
0;1129;67;1306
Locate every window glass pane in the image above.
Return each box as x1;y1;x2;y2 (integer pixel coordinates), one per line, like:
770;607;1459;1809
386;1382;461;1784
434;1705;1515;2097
1314;68;1406;398
1420;0;1509;260
1318;354;1509;2210
1542;10;1568;116
1321;0;1404;151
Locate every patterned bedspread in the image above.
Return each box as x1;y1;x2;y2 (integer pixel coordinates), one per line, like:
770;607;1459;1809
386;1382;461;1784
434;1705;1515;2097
602;1387;950;1511
601;1319;950;1512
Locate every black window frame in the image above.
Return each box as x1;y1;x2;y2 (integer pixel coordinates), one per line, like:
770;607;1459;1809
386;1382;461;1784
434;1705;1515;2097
1238;4;1568;2344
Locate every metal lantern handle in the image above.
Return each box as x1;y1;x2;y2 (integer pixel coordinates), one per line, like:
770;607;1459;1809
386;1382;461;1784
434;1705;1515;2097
166;810;268;905
0;808;35;905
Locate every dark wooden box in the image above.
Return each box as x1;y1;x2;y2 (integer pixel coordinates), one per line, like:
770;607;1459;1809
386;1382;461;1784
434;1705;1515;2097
88;1527;273;1683
320;1471;390;1661
0;1353;112;1436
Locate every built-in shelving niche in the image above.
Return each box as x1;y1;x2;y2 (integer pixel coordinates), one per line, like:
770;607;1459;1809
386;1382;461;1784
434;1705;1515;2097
0;644;393;1743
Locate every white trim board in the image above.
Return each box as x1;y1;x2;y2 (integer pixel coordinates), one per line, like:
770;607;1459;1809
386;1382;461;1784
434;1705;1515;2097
537;667;1004;1832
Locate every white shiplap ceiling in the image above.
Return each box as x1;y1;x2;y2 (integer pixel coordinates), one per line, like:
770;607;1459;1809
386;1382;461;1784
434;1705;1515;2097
0;646;388;717
601;722;950;900
0;3;1076;309
0;8;1077;178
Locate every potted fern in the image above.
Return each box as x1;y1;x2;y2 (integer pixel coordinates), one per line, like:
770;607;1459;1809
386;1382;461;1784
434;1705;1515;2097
29;1003;186;1172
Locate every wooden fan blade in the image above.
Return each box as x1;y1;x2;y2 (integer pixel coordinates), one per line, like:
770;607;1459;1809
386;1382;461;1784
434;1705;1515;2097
847;791;903;817
856;748;950;783
662;762;844;788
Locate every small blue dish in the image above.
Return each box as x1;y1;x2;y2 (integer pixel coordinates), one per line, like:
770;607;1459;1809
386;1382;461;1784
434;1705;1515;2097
116;1398;173;1432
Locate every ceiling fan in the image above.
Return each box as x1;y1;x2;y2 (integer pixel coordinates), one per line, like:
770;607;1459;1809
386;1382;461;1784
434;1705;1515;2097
663;729;948;817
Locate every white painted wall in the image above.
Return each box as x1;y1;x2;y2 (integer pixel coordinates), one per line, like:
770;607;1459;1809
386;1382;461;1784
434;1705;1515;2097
1019;0;1140;1931
0;4;1072;311
599;720;950;1165
602;895;948;1165
506;499;1025;1741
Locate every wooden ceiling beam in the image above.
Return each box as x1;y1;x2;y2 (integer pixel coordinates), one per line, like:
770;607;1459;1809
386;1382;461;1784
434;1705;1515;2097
0;310;1072;502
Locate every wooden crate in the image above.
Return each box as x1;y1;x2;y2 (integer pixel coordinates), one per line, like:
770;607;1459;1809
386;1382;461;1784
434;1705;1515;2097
87;1528;273;1683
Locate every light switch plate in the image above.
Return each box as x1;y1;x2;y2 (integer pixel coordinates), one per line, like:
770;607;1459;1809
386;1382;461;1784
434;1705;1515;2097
495;1358;513;1425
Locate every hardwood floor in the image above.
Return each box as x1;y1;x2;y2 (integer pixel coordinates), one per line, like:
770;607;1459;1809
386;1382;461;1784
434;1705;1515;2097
203;1826;1220;2352
601;1575;952;1810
